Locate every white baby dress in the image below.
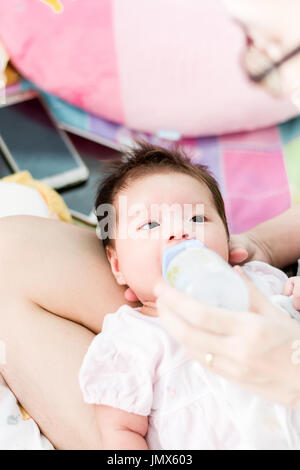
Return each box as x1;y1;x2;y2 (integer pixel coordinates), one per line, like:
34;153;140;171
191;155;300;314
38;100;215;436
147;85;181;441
79;261;300;450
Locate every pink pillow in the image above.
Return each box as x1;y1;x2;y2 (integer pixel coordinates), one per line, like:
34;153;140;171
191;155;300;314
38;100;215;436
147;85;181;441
0;0;297;136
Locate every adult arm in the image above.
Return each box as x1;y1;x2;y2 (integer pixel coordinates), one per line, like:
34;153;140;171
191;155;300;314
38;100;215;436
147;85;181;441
0;215;135;449
229;205;300;268
0;215;138;333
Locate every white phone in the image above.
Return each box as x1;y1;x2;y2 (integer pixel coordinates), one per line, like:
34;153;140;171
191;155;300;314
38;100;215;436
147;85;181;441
0;90;89;189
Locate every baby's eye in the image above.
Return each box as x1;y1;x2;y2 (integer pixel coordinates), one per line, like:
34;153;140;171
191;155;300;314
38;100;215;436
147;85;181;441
191;215;205;223
140;221;160;230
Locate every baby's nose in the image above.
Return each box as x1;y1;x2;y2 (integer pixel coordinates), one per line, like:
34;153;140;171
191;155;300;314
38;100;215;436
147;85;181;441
168;232;189;241
166;219;193;242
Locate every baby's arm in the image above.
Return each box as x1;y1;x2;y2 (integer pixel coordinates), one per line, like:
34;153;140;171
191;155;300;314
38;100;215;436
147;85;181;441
283;276;300;312
95;404;149;450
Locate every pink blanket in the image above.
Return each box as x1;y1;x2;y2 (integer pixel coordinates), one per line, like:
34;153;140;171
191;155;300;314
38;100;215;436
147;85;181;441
0;0;297;136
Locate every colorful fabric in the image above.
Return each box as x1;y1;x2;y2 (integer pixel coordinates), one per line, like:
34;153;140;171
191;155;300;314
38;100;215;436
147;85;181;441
38;1;68;14
0;0;297;136
0;375;53;450
5;82;300;234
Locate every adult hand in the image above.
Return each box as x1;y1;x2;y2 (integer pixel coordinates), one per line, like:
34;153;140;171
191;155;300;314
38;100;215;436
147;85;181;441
229;232;272;266
154;270;300;409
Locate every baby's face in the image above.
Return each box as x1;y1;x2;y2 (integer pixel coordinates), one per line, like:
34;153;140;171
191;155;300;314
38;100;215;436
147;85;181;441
107;171;229;310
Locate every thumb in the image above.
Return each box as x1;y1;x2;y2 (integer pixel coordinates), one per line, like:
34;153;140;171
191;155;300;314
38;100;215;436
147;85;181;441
229;247;249;265
233;266;286;320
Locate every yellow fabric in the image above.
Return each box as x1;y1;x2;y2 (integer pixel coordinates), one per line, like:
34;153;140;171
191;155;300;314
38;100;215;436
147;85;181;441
40;0;64;13
5;64;20;86
2;171;72;223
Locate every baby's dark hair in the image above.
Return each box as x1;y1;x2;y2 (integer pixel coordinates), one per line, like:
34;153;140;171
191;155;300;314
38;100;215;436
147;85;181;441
95;141;229;247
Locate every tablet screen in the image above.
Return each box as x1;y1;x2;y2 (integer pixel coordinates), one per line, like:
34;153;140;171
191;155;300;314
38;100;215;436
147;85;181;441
0;148;13;178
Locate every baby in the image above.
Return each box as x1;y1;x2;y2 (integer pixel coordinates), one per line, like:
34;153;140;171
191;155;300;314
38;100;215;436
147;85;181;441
79;141;300;450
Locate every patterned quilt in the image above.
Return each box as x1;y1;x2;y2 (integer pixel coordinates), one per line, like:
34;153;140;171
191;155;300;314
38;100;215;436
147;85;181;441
7;81;300;235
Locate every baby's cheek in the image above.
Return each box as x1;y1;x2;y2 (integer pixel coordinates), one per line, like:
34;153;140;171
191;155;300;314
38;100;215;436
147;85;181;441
128;243;157;279
204;227;229;262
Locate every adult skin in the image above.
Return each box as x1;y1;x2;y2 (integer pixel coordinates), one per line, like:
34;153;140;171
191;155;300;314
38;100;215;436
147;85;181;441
149;0;300;409
155;205;300;409
0;215;139;449
223;0;300;105
229;204;300;268
1;205;300;451
1;1;300;449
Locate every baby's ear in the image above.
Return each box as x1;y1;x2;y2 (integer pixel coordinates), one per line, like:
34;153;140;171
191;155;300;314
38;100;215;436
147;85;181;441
105;245;126;286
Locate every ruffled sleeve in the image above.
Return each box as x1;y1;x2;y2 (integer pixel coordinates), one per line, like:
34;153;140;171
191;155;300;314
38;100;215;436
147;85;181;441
242;261;288;296
78;307;161;416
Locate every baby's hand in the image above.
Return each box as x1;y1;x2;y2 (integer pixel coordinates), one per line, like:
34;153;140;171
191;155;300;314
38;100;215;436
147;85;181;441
124;287;139;302
283;276;300;312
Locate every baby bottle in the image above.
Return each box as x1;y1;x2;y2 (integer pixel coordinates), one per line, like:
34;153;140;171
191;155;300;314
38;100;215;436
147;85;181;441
162;239;249;311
